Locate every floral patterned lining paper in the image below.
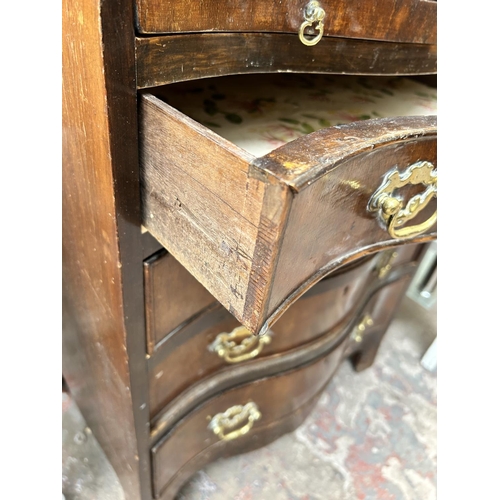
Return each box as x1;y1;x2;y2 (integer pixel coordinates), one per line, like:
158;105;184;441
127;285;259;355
162;74;437;157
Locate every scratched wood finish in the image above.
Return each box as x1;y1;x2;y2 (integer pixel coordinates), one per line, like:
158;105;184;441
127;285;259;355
136;33;437;89
62;0;151;498
148;246;421;423
151;337;348;498
140;100;437;335
64;0;437;496
135;0;436;46
148;255;375;418
144;249;216;353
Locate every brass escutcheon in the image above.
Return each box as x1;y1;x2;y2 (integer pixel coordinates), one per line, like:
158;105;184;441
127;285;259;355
368;161;437;239
299;1;326;46
209;325;272;364
208;402;262;441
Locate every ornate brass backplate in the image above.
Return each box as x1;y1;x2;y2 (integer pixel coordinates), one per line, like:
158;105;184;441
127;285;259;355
368;161;437;239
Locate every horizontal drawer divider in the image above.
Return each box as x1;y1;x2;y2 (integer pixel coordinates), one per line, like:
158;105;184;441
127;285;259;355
136;33;436;89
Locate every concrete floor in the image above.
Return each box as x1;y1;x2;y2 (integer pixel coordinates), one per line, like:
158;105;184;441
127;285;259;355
62;295;436;500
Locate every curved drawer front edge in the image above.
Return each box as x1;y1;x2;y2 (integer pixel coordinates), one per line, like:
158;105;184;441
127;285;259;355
156;391;323;500
247;116;437;333
149;254;424;499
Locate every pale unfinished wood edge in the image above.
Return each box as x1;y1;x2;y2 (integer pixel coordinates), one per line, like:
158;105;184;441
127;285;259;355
141;93;255;165
254;116;438;191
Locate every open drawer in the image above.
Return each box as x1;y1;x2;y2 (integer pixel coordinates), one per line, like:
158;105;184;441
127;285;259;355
139;74;437;335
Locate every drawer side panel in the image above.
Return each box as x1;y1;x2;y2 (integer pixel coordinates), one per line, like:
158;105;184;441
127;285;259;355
140;95;268;321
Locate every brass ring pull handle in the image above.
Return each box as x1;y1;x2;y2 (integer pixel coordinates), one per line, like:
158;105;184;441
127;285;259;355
368;161;437;239
209;325;272;364
299;1;326;46
208;402;262;441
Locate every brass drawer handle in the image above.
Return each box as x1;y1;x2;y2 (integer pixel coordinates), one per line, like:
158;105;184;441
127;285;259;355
209;325;272;364
368;161;437;239
377;250;399;279
351;314;374;343
299;1;325;46
208;402;261;441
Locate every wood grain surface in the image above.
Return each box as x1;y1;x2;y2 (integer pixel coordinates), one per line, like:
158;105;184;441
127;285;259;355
139;93;269;324
149;258;420;443
135;0;436;45
64;1;437;496
261;117;437;322
136;33;437;89
157;391;323;500
62;0;151;498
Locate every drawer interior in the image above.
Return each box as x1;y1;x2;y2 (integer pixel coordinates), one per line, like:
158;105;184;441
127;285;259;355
146;74;437;157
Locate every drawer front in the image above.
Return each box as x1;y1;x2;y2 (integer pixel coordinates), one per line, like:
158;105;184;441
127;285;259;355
151;337;347;498
144;249;215;353
149;254;376;418
140;76;437;337
263;135;437;321
135;0;436;46
149;306;240;418
157;392;322;500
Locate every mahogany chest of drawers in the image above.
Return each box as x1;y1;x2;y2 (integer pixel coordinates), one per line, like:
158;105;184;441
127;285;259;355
62;1;437;498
